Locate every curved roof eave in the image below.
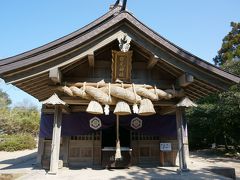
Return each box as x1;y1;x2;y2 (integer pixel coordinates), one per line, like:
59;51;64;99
0;6;122;66
0;8;239;86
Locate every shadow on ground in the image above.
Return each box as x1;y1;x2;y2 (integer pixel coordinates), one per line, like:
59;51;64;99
0;152;37;170
109;167;231;180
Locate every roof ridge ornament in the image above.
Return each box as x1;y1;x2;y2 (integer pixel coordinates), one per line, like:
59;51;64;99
113;0;127;11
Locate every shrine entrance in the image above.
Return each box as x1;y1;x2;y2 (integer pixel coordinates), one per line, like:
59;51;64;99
102;125;130;148
101;125;131;168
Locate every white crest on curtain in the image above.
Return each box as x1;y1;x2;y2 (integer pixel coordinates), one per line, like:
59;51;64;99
131;117;142;129
89;117;102;130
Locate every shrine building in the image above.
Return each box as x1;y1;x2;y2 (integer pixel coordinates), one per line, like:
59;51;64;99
0;1;239;175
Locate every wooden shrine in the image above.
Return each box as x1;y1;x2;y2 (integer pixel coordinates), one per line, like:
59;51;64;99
0;1;239;175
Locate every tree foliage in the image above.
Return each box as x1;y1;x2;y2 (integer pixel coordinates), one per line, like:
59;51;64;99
187;22;240;152
0;134;36;151
0;89;11;108
187;87;240;150
213;22;240;66
0;89;40;151
0;107;40;136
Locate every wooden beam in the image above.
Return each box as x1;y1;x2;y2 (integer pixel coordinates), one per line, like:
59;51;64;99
191;83;214;94
187;94;199;101
63;78;173;89
185;92;202;100
194;79;219;92
61;58;87;74
19;77;49;89
185;89;203;99
49;67;62;84
187;86;209;97
14;73;48;86
159;106;176;115
176;73;194;87
23;86;51;97
60;96;177;106
147;55;159;69
88;54;94;68
41;106;70;114
21;82;49;92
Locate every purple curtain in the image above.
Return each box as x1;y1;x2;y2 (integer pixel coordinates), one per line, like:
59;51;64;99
39;112;177;138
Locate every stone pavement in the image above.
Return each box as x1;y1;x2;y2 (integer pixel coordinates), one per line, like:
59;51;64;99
0;149;237;180
16;166;232;180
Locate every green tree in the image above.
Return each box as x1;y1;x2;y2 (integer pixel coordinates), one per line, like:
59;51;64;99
187;22;240;152
0;89;12;108
213;22;240;67
0;89;40;151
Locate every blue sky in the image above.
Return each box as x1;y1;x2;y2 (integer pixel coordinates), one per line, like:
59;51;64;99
0;0;240;108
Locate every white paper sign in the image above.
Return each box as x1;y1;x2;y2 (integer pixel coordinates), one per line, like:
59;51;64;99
160;143;172;151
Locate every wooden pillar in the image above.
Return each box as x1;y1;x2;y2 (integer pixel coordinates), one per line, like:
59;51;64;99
62;136;69;166
176;107;188;172
48;105;62;175
36;137;44;167
182;115;189;161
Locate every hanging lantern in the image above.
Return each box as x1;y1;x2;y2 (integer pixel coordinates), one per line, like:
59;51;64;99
114;101;131;115
138;99;156;116
86;100;103;114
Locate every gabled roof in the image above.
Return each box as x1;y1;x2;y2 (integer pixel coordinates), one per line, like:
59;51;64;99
0;6;239;101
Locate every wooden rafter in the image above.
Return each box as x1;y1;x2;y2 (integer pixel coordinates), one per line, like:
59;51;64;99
190;83;215;94
187;86;209;96
14;73;48;86
185;89;203;99
194;79;219;92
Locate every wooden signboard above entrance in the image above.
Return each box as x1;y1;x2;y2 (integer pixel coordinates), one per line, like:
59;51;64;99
112;50;133;83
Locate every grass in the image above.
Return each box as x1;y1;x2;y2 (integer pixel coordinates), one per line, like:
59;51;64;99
0;173;25;180
0;134;36;152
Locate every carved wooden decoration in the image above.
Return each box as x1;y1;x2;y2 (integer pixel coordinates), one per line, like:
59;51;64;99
118;33;131;52
112;50;132;83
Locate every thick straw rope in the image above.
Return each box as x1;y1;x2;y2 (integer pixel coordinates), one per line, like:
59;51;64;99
59;83;179;102
149;88;172;99
85;85;110;104
70;86;92;100
127;86;158;101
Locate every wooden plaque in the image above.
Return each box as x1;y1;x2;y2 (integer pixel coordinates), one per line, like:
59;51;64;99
112;50;132;83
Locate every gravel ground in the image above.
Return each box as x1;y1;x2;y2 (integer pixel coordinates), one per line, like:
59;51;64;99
0;149;239;180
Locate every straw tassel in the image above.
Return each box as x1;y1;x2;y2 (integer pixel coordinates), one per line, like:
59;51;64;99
114;101;131;115
104;104;110;115
132;83;139;114
86;100;103;114
115;115;122;160
104;83;111;115
133;103;139;114
138;98;156;116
